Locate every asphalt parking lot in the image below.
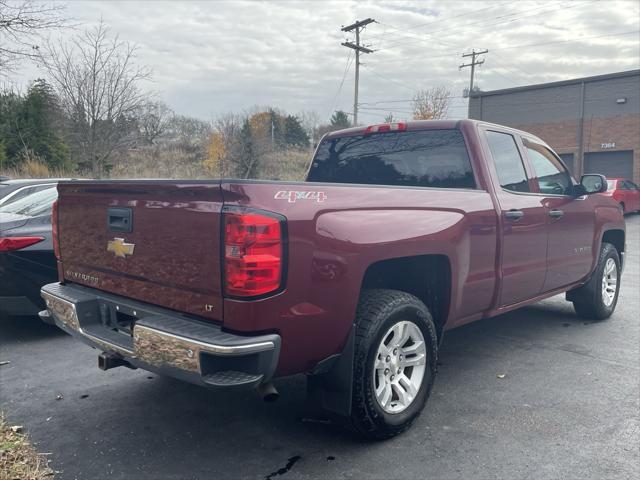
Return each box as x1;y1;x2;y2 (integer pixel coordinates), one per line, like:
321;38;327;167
1;216;638;480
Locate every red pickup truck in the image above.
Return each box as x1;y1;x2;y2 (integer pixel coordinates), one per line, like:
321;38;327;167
41;119;625;439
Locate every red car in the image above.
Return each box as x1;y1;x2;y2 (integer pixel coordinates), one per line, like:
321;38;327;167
41;120;625;439
604;178;640;214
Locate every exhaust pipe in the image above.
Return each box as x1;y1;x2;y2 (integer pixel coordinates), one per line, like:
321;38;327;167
98;352;133;371
256;381;279;402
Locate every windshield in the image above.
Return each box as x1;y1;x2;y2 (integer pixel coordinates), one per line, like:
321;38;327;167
0;187;58;217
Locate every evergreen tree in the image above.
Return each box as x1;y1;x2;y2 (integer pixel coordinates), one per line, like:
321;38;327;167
267;108;284;147
283;115;310;148
20;79;70;168
0;91;22;166
0;79;69;169
330;110;351;129
238;118;257;178
0;140;7;171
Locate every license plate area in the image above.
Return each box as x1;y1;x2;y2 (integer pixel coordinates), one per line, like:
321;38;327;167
75;300;149;352
93;302;146;339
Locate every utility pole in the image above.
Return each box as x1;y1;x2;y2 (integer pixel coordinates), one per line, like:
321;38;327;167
459;49;488;94
341;18;375;126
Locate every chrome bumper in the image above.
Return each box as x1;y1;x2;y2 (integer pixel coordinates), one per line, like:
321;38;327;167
41;283;280;388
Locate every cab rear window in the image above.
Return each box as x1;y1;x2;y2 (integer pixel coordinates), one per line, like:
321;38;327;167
307;129;476;189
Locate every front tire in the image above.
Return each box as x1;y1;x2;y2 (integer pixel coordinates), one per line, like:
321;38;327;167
570;242;621;320
350;289;438;440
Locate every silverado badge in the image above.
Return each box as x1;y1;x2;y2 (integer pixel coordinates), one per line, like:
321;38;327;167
107;238;135;258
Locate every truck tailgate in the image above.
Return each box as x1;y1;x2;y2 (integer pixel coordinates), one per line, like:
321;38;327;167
56;181;224;322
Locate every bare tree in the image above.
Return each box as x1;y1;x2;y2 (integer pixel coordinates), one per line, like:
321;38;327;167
137;100;172;145
165;114;211;149
412;86;451;120
0;0;67;76
207;113;242;176
38;20;151;175
298;110;320;146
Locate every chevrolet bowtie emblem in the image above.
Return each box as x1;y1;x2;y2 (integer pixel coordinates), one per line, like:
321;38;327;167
107;238;135;258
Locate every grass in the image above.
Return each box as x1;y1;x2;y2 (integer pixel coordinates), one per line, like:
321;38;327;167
1;148;312;181
0;414;54;480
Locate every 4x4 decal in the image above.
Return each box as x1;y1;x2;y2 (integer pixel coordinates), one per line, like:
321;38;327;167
274;190;327;203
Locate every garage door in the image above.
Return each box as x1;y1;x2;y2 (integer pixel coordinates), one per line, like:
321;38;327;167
584;150;634;179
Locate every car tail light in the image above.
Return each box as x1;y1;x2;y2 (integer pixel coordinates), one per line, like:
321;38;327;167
223;209;285;297
365;122;407;134
0;236;45;252
52;199;61;260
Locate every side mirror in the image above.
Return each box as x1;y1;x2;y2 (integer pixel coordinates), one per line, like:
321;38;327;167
576;174;607;196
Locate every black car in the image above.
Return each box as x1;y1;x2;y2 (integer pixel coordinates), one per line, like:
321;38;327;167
0;186;58;316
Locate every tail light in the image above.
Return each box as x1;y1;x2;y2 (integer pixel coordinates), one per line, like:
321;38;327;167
365;122;407;134
223;209;285;297
52;199;61;260
0;236;45;252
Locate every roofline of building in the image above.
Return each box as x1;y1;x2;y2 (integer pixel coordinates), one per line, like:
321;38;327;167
470;69;640;98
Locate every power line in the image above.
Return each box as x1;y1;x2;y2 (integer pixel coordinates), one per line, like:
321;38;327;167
367;1;513;40
379;0;600;52
366;92;640;109
327;50;354;120
369;29;639;66
492;29;639;51
360;96;468;105
341;18;376;126
360;64;418;92
490;51;536;79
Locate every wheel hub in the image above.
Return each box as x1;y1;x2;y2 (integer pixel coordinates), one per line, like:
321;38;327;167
601;257;618;307
373;320;427;414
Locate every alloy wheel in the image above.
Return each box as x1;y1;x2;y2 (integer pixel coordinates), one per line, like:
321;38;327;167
373;320;427;414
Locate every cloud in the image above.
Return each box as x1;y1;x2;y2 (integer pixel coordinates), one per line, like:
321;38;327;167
9;0;640;123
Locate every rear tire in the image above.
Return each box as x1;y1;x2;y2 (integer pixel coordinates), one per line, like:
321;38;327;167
350;289;438;440
570;243;621;320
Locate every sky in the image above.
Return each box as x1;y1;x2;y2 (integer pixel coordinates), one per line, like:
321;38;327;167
9;0;640;124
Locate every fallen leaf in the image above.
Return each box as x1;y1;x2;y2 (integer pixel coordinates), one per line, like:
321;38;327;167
0;361;10;366
496;374;506;379
55;394;63;400
10;425;23;433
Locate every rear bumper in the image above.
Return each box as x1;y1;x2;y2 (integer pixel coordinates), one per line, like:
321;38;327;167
40;282;280;389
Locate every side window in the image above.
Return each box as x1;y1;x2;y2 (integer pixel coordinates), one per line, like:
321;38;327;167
2;186;37;205
523;139;573;195
32;184;53;194
485;131;530;193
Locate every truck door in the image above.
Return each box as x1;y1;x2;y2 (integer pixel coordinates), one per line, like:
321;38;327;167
483;130;548;306
521;138;598;291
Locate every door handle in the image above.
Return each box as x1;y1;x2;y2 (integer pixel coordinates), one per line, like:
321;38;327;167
548;209;564;219
505;210;524;221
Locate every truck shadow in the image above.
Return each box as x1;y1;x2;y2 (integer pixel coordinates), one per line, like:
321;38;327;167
34;296;608;478
0;313;65;344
